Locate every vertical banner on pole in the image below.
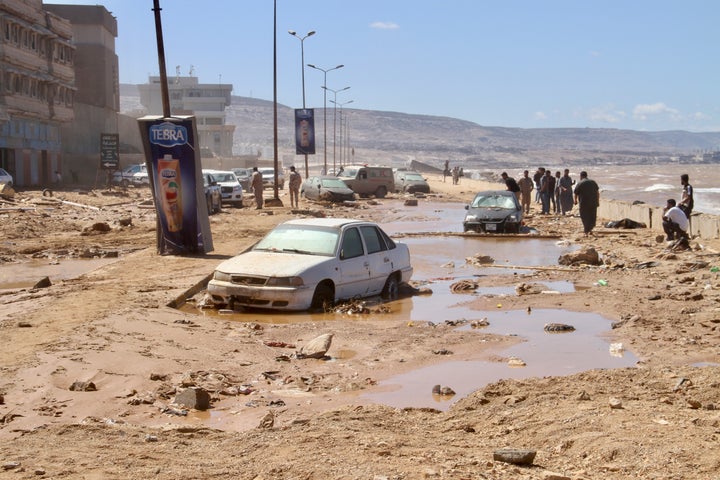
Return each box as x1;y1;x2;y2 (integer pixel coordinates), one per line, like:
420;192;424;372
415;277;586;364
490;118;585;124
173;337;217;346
138;115;213;255
294;108;316;155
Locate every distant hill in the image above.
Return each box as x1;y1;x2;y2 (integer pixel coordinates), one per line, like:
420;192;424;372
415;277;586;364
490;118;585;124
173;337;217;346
120;84;720;170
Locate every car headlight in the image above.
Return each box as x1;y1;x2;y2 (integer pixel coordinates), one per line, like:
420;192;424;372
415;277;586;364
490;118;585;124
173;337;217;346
507;215;518;222
266;276;304;287
464;215;477;221
233;186;242;192
214;271;231;282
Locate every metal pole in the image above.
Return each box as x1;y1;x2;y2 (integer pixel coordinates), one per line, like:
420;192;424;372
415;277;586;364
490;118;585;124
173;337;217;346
272;0;279;200
289;30;315;177
308;64;343;174
152;0;170;117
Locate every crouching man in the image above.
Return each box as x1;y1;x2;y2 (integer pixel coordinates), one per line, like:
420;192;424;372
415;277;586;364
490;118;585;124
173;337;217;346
662;198;689;241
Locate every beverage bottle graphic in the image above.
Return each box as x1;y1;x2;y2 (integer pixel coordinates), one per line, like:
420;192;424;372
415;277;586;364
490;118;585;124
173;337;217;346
300;119;309;148
158;154;182;232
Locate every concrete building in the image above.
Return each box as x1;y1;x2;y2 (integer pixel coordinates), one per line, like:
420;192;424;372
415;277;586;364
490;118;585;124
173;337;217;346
0;0;75;186
138;73;235;158
44;3;119;185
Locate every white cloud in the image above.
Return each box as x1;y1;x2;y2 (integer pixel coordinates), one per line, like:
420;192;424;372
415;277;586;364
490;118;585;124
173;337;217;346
692;111;711;121
632;102;679;121
370;21;399;30
587;106;626;124
534;111;547;120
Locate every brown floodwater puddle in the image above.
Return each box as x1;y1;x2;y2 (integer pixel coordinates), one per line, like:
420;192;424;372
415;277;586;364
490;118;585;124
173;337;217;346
0;257;119;289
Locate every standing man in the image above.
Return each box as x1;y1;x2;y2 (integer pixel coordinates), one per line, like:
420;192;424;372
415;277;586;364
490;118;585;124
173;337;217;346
517;170;534;214
533;167;545;204
251;166;264;210
288;166;302;209
679;173;693;218
540;169;555;214
573;171;600;236
558;169;574;215
501;172;521;200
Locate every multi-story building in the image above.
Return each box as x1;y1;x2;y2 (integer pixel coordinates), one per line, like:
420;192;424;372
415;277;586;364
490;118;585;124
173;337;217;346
138;73;235;158
44;3;119;185
0;0;75;186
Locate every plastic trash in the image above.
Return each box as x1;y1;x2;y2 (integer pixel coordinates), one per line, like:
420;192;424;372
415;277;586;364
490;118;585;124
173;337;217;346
711;266;719;273
597;279;608;286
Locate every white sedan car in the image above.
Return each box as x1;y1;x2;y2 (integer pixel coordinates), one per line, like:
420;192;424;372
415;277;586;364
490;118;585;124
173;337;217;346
0;167;13;185
207;218;413;311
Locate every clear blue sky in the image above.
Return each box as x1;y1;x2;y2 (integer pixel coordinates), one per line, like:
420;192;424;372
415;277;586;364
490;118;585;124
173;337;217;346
46;0;719;132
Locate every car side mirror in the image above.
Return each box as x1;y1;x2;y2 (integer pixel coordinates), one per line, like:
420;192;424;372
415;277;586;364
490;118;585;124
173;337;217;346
317;185;321;190
465;205;469;210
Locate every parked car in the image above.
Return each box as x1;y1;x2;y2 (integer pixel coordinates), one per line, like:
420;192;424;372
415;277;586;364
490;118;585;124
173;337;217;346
207;218;413;311
231;167;252;191
258;167;285;189
463;190;523;233
301;176;356;203
394;170;430;194
0;167;13;186
204;169;243;207
337;165;394;198
113;164;149;187
202;171;223;214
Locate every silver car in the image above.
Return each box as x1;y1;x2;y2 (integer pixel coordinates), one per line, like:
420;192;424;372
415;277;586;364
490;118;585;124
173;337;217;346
207;218;413;311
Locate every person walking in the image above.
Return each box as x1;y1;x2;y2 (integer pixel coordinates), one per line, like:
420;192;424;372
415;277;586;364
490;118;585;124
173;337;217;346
251;166;264;210
288;166;302;209
679;173;693;218
573;171;600;236
552;171;561;213
558;169;574;215
517;170;534;214
533;167;545;203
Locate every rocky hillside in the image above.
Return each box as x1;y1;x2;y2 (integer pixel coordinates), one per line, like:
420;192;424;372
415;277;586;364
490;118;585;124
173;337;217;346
120;84;720;170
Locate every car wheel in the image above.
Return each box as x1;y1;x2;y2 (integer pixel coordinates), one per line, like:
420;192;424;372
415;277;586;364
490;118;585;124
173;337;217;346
375;186;387;198
381;274;399;300
310;283;334;311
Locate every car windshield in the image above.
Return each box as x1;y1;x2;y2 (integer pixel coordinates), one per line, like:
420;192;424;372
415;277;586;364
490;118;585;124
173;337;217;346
471;194;517;209
214;173;238;182
337;168;358;178
320;178;348;188
253;224;339;256
404;173;425;181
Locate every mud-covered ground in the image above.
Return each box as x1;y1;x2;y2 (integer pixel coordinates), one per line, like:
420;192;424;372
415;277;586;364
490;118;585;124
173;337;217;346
1;175;719;480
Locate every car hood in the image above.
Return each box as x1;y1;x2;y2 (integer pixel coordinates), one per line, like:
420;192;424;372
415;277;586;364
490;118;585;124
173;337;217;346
322;186;355;194
215;250;333;277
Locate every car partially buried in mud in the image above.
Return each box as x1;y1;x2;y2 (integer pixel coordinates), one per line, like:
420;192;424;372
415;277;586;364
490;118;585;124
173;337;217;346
463;190;523;233
207;218;413;311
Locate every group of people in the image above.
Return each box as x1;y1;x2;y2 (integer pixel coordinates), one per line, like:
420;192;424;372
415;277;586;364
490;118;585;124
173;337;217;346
502;168;599;237
502;168;695;240
249;165;303;210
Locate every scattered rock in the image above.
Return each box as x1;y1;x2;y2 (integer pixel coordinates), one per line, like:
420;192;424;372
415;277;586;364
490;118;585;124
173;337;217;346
174;387;211;410
609;397;623;409
558;246;601;266
686;398;702;409
17;321;32;328
466;254;495;265
577;390;591;401
69;381;97;392
544;323;575;333
81;222;112;235
493;448;536;465
450;279;478;293
297;333;333;359
403;199;418;206
258;410;274;429
33;276;51;289
508;357;526;367
470;317;489;328
515;282;545;295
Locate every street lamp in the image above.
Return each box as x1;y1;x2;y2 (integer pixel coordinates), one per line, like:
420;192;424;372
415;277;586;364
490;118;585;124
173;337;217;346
288;29;315;177
307;63;343;174
324;86;350;173
331;99;353;166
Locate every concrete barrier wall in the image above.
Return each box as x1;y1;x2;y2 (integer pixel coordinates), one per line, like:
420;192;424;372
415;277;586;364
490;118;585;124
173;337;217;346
598;200;720;239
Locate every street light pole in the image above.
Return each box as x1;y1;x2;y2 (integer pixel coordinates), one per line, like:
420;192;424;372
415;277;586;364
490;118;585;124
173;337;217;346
288;30;315;178
331;99;353;166
324;86;350;173
307;64;343;174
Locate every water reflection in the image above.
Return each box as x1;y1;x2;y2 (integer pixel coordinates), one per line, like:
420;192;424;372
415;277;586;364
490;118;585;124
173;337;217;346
362;308;637;410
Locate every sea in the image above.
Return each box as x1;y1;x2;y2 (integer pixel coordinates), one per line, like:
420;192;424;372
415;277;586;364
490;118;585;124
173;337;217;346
472;163;720;216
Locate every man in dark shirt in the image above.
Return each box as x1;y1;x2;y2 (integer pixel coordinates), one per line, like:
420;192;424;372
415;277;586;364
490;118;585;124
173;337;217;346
573;171;600;236
501;172;521;200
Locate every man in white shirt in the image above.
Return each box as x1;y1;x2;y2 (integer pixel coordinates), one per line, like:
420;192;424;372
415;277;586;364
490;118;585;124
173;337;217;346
662;198;689;241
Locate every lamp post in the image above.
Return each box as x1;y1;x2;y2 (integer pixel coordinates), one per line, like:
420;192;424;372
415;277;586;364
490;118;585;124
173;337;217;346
288;30;315;178
331;99;353;166
324;86;350;173
307;63;343;174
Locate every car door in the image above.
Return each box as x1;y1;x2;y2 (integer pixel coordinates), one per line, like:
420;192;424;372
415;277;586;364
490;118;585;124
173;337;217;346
336;226;370;300
359;225;393;295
